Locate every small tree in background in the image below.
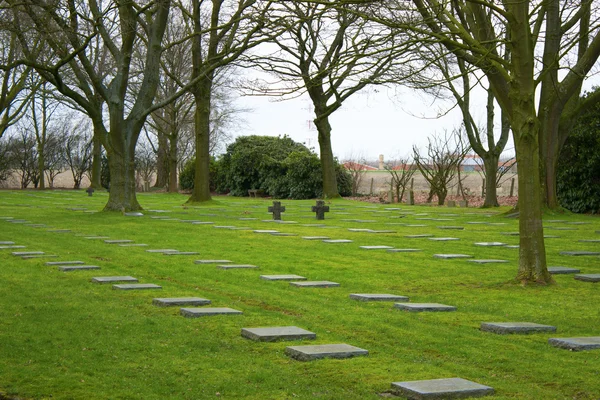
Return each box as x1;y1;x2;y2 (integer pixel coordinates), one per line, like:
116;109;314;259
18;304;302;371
342;152;369;196
413;131;470;205
6;130;37;188
135;140;157;191
63;128;92;190
385;156;416;203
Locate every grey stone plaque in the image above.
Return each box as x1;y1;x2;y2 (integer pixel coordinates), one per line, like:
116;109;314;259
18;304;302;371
163;251;199;255
434;254;473;259
46;261;85;266
302;236;330;240
0;245;26;249
124;212;143;217
92;276;138;284
405;234;434;238
241;326;316;342
146;249;178;253
574;274;600;282
12;251;44;256
387;249;422;253
548;337;600;351
467;259;509;264
285;344;368;361
394;303;456;312
429;237;460;241
180;307;242;317
474;242;506;247
270;232;297;236
348;228;372;232
290;281;340;288
360;245;394;250
153;297;211;307
0;241;15;245
391;377;494;399
437;226;464;230
113;283;162;290
194;260;232;264
367;230;396;234
59;265;101;271
119;243;148;247
104;240;134;244
559;251;600;256
47;229;71;233
548;266;580;274
218;264;258;269
191;221;214;225
322;239;353;243
350;294;409;302
260;275;307;281
481;322;556;334
22;255;58;259
84;236;110;239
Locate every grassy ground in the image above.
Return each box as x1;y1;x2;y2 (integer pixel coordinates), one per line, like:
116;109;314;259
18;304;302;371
0;190;598;400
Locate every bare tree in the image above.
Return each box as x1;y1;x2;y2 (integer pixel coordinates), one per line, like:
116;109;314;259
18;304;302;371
0;137;13;186
413;131;470;206
43;131;64;189
342;152;369;196
135;139;157;191
248;2;411;198
63;125;92;190
385;156;417;203
6;129;37;188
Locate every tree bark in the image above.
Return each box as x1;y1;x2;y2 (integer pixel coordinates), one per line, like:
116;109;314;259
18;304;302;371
482;156;499;207
168;134;178;193
37;144;45;190
314;116;340;198
154;131;168;188
104;141;141;211
188;76;212;203
89;136;102;189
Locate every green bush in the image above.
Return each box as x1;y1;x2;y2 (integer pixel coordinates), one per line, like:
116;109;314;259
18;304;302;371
178;158;220;192
557;94;600;213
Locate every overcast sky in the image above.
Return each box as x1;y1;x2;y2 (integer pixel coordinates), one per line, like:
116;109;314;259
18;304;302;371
235;85;512;162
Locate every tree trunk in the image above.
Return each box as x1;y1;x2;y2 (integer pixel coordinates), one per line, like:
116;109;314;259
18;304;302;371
37;145;45;190
482;156;500;207
168;135;178;193
437;188;447;205
154;132;168;188
90;136;102;189
314;116;340;198
104;141;141;211
188;77;212;203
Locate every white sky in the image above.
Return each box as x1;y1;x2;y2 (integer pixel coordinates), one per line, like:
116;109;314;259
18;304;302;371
234;85;510;162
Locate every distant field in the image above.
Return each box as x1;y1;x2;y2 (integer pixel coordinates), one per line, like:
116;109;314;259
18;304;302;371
0;190;598;399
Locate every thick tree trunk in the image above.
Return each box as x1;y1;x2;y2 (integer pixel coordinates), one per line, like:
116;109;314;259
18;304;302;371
314;116;339;198
168;136;178;193
90;136;102;189
437;188;447;205
188;77;212;203
482;156;499;207
104;141;141;211
154;132;168;188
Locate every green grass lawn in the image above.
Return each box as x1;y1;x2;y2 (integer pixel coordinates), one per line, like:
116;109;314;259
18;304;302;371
0;190;599;399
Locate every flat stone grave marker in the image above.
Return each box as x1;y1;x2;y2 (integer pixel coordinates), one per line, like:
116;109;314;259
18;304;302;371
574;274;600;282
153;297;211;307
394;303;456;312
546;227;577;231
474;242;506;247
194;260;232;264
0;217;14;220
481;322;557;334
113;283;162;290
253;230;279;234
429;237;460;241
119;243;148;247
12;251;44;256
467;221;487;224
0;245;26;249
405;234;434;238
242;326;316;342
27;224;47;228
302;236;330;240
560;251;600;256
360;245;394;250
548;337;600;351
434;254;473;259
348;228;372;232
268;201;286;220
92;276;138;284
322;239;353;243
367;230;396;234
124;212;143;217
387;248;422;253
180;307;242;317
504;245;520;249
163;251;199;256
104;239;134;244
578;239;600;243
405;224;427;228
290;281;340;288
350;294;409;302
270;232;297;236
272;220;298;224
85;236;110;239
22;254;58;259
47;229;71;233
146;249;178;253
547;219;567;223
301;224;326;227
218;264;258;269
191;221;214;225
311;200;330;220
467;259;509;264
548;266;580;274
213;225;237;229
285;344;368;361
0;241;15;245
59;265;101;271
544;235;561;238
260;274;306;281
437;226;464;230
391;378;494;399
488;222;508;226
9;220;29;223
567;221;588;225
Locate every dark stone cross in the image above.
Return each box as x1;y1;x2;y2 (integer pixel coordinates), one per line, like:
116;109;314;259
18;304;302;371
86;187;95;197
268;201;286;220
311;200;330;220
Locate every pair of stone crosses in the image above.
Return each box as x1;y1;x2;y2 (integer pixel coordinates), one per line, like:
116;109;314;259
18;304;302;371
268;200;329;221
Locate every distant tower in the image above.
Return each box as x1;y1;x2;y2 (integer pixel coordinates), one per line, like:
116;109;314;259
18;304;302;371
379;154;384;170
